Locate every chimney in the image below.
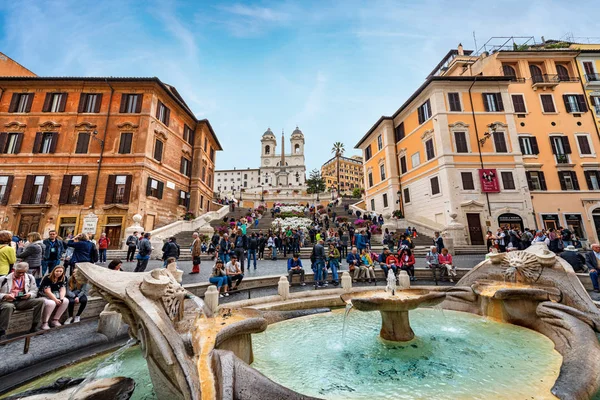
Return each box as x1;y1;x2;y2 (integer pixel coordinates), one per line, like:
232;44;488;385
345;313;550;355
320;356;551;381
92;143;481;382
457;43;464;56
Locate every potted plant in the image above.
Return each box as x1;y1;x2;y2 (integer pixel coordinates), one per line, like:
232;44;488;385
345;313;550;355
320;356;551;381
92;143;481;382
392;210;404;219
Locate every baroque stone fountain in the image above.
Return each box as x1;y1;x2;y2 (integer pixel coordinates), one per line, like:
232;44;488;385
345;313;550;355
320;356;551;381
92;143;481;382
65;242;600;400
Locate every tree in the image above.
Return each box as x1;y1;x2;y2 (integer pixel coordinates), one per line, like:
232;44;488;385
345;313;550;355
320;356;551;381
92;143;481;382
306;169;326;195
331;142;345;194
351;187;362;199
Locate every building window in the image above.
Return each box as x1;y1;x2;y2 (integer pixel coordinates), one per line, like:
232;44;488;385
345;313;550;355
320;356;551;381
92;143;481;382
493;132;508;153
563;94;588;113
118;133;133;154
502;64;517;79
583;61;598;82
105;175;132;204
576;135;593;155
43;93;67;113
179;190;189;207
394;122;405;142
461;172;474;190
448;92;461;112
379;164;386;180
454;131;469;153
153;139;164;162
518;136;539;155
204;136;208;151
209;147;215;161
430;176;440;195
22;175;49;205
584;171;600;190
183;125;194;145
551;136;571;163
400;156;407;174
59;175;87;205
511;94;526;113
403;187;410;204
558;171;579;191
120;94;142;113
425;138;435;160
33;132;57;154
411;152;420;168
556;64;571;81
146;177;164;199
365;145;372;161
75;132;90;154
156;101;170;126
500;171;515;190
526;171;547;191
370;199;375;211
8;93;34;113
368;172;373;187
377;135;383;151
417;99;432;124
540;94;556;113
0;176;13;205
78;93;102;113
180;157;192;177
1;132;23;154
482;93;504;112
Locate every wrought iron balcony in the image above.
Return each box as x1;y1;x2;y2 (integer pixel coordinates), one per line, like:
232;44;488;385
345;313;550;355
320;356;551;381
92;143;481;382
585;73;600;86
555;154;570;164
531;74;560;89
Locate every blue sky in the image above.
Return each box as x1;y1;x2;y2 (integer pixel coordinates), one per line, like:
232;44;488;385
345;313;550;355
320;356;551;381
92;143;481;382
0;0;596;171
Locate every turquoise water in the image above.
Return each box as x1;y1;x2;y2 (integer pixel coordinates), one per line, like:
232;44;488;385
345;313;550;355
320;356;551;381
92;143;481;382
2;346;156;400
252;309;563;400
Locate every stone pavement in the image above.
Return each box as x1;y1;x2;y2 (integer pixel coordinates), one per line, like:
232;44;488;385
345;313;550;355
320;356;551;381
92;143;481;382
115;254;487;285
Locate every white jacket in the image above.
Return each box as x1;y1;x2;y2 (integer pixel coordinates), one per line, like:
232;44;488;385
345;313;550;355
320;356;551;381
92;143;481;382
0;272;39;300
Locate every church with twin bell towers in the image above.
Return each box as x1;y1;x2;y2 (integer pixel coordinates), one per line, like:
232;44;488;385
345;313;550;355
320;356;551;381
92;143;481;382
260;127;306;187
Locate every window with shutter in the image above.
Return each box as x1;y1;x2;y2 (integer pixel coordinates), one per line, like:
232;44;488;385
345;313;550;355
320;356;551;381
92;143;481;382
417;100;432;124
558;171;578;190
156;101;170;126
43;93;67;112
526;171;546;191
511;94;526;113
394;123;405;142
502;64;517;79
403;187;410;204
9;93;34;113
379;164;386;180
0;176;13;205
518;136;538;155
154;139;163;162
120;94;142;113
365;145;372;161
383;193;388;208
483;93;504;112
540;94;556;113
75;133;90;154
448;93;461;111
430;176;440;195
368;172;373;187
400;156;407;174
79;93;102;113
461;172;474;190
577;135;592;155
584;171;600;190
500;171;515;190
118;133;133;154
377;135;383;150
454;131;468;153
493;132;508;153
563;95;583;113
425;138;435;160
2;133;21;154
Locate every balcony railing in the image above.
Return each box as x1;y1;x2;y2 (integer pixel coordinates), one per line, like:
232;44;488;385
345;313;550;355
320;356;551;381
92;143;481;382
531;74;559;84
585;73;600;83
595;105;600;115
505;75;526;83
556;154;570;164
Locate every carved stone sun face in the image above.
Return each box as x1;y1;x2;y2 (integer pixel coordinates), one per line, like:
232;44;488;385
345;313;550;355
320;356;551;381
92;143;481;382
501;251;542;283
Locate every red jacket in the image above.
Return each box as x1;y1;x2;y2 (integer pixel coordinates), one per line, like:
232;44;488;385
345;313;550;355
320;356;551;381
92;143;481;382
98;237;110;250
385;255;398;265
399;253;415;266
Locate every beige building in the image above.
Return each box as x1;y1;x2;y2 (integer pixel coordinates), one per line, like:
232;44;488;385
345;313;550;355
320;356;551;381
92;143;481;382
321;155;364;194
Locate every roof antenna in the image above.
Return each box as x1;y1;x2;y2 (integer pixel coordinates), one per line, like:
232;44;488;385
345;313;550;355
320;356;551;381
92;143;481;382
473;31;478;54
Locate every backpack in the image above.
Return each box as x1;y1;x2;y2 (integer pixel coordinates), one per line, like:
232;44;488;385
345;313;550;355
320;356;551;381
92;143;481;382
90;244;99;263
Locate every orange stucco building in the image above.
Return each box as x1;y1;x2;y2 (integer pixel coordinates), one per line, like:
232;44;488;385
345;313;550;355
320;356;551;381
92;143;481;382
357;40;600;246
0;72;221;247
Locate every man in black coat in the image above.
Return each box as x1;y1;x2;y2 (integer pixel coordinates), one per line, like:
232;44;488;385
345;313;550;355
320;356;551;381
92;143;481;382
584;244;600;292
560;245;586;272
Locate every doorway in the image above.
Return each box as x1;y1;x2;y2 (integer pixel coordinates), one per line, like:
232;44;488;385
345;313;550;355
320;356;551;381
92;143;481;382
17;214;41;238
466;213;484;245
104;216;123;249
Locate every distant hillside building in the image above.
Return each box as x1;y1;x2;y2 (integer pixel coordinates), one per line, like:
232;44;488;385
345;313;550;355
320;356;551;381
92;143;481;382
321;155;364;194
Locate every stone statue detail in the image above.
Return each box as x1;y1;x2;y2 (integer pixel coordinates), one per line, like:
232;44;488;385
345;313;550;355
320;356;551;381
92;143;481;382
501;251;542;283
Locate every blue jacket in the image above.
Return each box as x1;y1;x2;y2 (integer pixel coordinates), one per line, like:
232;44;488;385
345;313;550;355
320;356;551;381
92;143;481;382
287;258;303;270
43;239;65;260
355;233;366;249
346;252;362;266
67;240;93;263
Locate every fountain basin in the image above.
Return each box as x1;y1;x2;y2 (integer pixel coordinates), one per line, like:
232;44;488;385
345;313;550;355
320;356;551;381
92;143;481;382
341;289;446;342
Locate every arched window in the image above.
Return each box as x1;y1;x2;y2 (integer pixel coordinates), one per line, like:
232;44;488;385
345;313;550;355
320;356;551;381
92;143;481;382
502;64;516;78
294;144;300;154
556;65;570;81
529;65;543;83
265;145;270;155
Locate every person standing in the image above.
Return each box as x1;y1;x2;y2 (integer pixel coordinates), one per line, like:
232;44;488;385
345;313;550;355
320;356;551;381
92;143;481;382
0;231;17;277
134;233;152;273
313;240;327;288
355;231;366;253
66;233;94;275
17;232;45;279
340;230;349;258
233;233;247;272
218;234;231;263
42;230;64;275
0;262;45;339
496;228;506;253
191;232;201;274
327;243;340;286
125;231;139;263
161;237;180;266
247;233;258;270
433;232;444;254
257;233;266;261
97;233;110;264
268;234;277;260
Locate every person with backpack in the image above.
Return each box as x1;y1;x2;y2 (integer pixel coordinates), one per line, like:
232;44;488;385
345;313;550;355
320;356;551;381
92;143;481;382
125;231;139;263
67;233;94;275
134;233;152;272
247;233;258;271
161;237;180;267
233;233;247;272
0;262;45;339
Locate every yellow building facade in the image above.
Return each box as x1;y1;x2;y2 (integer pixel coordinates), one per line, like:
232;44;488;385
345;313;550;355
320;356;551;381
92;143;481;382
321;155;363;194
357;42;600;246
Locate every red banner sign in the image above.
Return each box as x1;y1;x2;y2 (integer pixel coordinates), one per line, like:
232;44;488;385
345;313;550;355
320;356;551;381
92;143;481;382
479;169;500;193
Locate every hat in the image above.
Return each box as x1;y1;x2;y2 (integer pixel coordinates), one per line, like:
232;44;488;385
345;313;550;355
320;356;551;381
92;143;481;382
564;245;577;252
